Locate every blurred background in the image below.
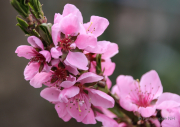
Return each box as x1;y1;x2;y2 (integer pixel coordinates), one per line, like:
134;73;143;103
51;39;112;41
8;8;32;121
1;0;180;126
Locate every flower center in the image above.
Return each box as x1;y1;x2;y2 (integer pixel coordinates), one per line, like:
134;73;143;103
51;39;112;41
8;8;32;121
51;67;68;84
58;32;78;52
129;82;160;108
30;53;46;64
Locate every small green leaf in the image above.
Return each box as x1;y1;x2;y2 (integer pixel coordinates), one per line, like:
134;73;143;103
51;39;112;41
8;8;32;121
96;54;102;74
16;17;29;28
37;23;53;46
16;23;29;34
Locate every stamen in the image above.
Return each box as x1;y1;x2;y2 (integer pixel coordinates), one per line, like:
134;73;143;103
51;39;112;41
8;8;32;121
86;22;93;32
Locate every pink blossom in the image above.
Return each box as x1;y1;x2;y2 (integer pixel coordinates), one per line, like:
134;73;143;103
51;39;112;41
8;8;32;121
51;4;98;70
30;62;77;88
15;36;51;81
40;72;115;123
112;70;163;117
84;16;109;37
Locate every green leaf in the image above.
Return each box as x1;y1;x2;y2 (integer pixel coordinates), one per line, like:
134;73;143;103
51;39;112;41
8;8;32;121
96;54;102;74
16;17;29;28
37;23;53;46
16;23;29;34
10;0;30;18
29;0;44;19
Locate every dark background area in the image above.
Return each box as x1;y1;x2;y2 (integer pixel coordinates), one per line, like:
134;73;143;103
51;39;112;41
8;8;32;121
1;0;180;126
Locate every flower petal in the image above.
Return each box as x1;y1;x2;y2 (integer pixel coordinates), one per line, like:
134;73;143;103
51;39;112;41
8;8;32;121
138;106;156;117
39;50;51;62
60;14;80;35
52;23;61;46
82;108;96;124
156;92;180;109
75;34;97;49
60;75;76;88
95;112;119;127
66;93;91;122
27;36;44;50
66;51;88;70
15;45;36;59
140;70;163;99
40;87;60;102
30;72;52;88
84;41;109;53
59;86;80;103
54;13;63;24
84;16;109;37
77;72;103;84
106;76;112;89
64;60;79;75
62;4;83;23
102;42;119;59
120;97;138;112
50;47;62;59
55;103;72;122
116;75;138;98
102;59;115;76
24;62;39;80
87;89;114;108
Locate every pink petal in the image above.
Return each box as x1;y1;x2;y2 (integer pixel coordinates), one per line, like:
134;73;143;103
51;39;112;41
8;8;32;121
24;62;39;80
39;50;51;62
161;118;179;127
64;60;79;75
102;59;115;76
66;51;88;70
60;75;76;88
89;61;96;73
59;86;80;103
111;85;120;97
116;75;138;98
51;59;60;66
138;106;156;117
62;4;83;23
82;108;96;124
59;14;80;35
54;13;63;24
75;34;97;49
66;93;91;122
149;118;161;127
27;36;44;50
120;97;138;112
84;16;109;37
140;70;163;99
102;42;119;59
50;47;62;59
55;103;72;122
87;89;114;108
95;112;119;127
40;87;60;102
101;108;117;119
77;72;103;84
84;41;109;53
156;92;180;109
51;23;60;46
30;72;52;88
106;76;112;89
15;45;36;59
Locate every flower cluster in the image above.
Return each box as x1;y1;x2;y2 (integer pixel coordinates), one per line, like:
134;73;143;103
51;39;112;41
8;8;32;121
12;1;180;127
15;4;118;125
